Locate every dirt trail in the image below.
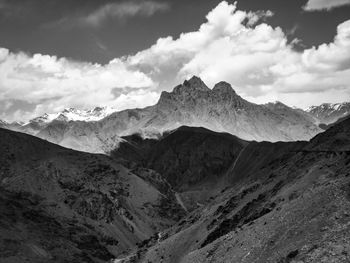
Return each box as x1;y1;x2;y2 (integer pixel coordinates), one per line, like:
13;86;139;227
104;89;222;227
226;145;248;177
175;192;188;213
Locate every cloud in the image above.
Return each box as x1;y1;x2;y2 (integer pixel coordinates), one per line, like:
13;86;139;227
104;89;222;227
303;0;350;11
0;47;156;121
44;1;170;29
1;1;350;121
83;1;170;27
125;1;350;107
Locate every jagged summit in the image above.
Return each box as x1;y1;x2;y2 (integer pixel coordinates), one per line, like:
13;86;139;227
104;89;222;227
212;81;236;94
172;75;210;95
183;75;210;91
159;77;238;104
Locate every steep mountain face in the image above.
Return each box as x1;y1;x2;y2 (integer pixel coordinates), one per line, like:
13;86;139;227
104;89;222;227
0;128;185;262
3;77;321;153
101;77;320;142
306;102;350;124
124;118;350;263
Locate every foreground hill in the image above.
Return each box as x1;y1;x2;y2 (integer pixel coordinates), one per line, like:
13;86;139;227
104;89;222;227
0;128;185;263
112;126;248;211
124;118;350;263
1;117;350;262
5;76;321;153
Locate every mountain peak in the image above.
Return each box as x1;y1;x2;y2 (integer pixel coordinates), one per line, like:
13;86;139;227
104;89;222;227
0;119;8;126
62;107;77;113
266;101;288;107
212;81;236;94
181;76;210;92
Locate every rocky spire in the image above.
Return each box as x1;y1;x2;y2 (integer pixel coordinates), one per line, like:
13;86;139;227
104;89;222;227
182;76;210;92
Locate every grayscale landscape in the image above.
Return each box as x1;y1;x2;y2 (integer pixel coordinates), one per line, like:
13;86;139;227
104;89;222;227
0;0;350;262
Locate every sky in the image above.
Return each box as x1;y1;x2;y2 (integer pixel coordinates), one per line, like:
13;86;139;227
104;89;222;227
0;0;350;121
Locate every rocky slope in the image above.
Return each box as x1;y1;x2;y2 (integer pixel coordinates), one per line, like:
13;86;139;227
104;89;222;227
0;128;185;263
306;102;350;124
122;118;350;263
3;77;321;153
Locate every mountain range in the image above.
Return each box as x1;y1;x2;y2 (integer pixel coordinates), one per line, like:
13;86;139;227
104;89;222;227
306;102;350;124
1;112;349;262
3;76;349;154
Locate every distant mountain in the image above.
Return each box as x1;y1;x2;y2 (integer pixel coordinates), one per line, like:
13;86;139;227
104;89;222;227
0;119;8;128
30;106;117;124
39;76;321;152
0;128;185;262
3;77;322;153
0;120;24;131
306;102;350;124
19;106;117;134
130;77;320;142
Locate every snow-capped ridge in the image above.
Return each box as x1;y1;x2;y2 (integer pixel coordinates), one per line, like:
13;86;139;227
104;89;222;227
306;102;350;124
29;106;117;124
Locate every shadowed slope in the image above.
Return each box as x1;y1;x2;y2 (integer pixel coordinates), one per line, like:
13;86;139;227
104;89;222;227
134;117;350;263
0;128;185;262
112;126;248;211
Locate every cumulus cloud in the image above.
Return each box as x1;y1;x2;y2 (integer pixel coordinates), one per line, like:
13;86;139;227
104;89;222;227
0;47;156;121
84;1;170;26
126;1;350;107
303;0;350;11
1;1;350;121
